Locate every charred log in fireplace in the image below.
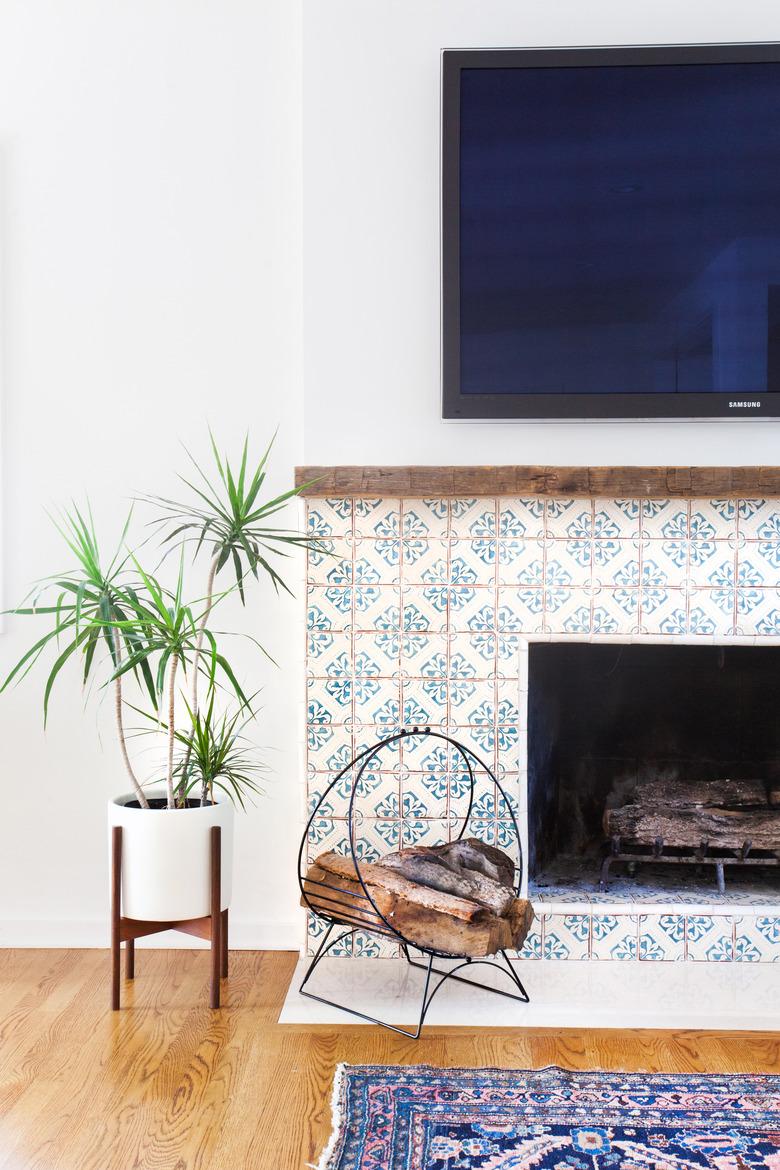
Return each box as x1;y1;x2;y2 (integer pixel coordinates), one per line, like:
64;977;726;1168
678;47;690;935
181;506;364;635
601;776;780;891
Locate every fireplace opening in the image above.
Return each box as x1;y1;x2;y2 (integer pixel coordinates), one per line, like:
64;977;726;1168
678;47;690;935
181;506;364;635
526;642;780;897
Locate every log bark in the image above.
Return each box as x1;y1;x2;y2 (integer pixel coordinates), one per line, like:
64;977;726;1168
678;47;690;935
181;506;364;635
302;838;534;957
604;776;780;851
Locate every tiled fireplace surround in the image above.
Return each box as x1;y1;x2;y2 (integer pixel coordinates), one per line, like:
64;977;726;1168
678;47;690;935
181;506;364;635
304;492;780;964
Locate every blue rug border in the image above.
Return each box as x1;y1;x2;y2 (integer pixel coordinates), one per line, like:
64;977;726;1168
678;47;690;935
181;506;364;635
321;1063;780;1170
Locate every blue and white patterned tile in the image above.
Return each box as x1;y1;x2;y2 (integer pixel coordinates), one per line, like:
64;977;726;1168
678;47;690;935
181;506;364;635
546;540;592;587
448;587;497;632
515;917;542;959
306;913;354;957
401;591;446;635
306;498;353;537
689;499;737;539
308;674;352;722
306;534;345;575
733;588;780;636
739;543;780;588
593;499;641;540
400;538;449;584
738;499;780;540
307;552;354;589
591;589;640;634
449;499;497;539
494;678;522;726
306;624;346;662
353;630;400;675
308;632;354;676
352;538;401;584
685;915;735;961
401;677;447;727
496;587;545;633
399;814;457;850
638;588;689;635
397;589;444;636
590;914;639;960
499;498;546;539
449;539;497;586
687;541;736;587
544;592;591;635
641;539;689;586
351;931;401;959
351;771;401;821
543;913;590;960
497;539;545;586
545;499;593;540
638;914;686;961
401;498;450;539
641;499;688;540
591;540;641;587
306;816;351;859
734;916;780;962
353;498;401;539
398;634;447;679
446;633;497;679
352;584;400;632
353;676;402;729
406;770;450;819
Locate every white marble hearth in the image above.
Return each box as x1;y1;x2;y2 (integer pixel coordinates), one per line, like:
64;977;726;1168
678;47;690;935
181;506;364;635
305;494;780;961
280;955;780;1031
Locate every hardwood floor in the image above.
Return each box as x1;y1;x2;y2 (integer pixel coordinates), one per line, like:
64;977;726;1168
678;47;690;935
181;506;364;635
0;949;777;1170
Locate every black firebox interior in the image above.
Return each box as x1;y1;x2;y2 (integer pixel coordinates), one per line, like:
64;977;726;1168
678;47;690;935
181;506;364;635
526;642;780;880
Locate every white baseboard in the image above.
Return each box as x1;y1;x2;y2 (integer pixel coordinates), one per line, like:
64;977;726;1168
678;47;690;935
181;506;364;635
0;918;302;951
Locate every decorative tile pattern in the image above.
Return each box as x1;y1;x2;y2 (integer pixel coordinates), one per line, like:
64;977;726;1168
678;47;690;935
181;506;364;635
305;496;780;959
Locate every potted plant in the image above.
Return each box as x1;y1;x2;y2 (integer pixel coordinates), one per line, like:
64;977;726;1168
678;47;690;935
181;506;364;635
3;434;315;994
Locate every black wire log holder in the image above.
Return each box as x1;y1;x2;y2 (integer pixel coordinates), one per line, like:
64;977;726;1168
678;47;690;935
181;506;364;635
297;726;530;1038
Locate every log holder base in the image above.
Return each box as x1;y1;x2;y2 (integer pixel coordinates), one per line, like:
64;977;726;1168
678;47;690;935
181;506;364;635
599;836;780;895
110;824;228;1010
298;920;530;1039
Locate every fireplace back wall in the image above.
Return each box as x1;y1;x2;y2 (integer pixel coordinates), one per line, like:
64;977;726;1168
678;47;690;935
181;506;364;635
527;642;780;879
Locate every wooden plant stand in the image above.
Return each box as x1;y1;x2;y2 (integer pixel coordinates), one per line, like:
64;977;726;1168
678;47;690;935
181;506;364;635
110;824;228;1010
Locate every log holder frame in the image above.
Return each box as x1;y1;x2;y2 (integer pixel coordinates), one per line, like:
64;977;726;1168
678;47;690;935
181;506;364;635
297;727;530;1038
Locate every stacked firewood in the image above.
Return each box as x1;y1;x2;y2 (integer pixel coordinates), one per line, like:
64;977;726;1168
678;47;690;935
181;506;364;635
302;838;534;956
603;777;780;851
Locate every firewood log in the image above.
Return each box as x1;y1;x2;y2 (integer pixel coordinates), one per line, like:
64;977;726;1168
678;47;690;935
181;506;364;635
301;845;534;957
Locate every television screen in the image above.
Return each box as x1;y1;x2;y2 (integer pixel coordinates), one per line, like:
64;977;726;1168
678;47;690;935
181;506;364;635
441;45;780;419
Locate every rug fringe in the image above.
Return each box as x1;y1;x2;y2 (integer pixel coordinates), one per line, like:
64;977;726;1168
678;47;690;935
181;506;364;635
313;1062;347;1170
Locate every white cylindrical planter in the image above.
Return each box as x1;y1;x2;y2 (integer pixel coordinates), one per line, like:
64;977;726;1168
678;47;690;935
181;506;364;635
108;789;234;922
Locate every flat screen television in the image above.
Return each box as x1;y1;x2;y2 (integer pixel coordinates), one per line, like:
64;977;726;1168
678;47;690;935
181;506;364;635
441;43;780;420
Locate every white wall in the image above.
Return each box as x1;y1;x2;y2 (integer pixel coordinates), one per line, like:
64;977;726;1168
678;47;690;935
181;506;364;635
0;1;305;948
302;0;780;464
3;1;780;952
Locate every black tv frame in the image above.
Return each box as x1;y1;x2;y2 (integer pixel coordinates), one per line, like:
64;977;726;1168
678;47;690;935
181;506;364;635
441;42;780;421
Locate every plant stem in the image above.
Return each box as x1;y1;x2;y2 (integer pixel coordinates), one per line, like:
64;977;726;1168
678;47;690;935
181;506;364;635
192;552;219;712
113;631;149;809
189;552;219;805
166;652;179;809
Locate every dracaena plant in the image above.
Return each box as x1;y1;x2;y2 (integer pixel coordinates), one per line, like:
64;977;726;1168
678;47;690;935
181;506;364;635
2;433;318;810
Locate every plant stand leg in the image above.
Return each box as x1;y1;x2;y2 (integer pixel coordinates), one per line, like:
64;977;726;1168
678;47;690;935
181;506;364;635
125;938;135;980
221;909;229;979
111;826;122;1011
210;826;221;1009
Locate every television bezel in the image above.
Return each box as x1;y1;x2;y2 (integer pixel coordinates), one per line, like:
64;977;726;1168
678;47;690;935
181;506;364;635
441;42;780;421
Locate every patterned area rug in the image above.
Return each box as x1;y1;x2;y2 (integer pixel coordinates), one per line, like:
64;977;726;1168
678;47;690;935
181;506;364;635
317;1064;780;1169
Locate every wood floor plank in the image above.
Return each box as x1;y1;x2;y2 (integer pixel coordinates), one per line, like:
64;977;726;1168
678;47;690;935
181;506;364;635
0;949;776;1170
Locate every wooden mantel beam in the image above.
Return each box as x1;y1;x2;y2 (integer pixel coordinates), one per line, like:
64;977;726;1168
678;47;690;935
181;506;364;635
295;465;780;498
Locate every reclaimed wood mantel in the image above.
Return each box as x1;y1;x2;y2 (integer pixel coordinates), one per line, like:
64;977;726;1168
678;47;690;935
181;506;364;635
295;465;780;498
